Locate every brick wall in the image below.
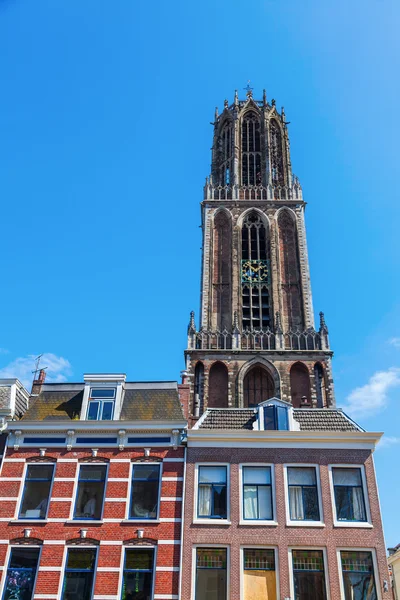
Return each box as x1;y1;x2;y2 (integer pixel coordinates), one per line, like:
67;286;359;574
181;446;390;600
0;445;184;600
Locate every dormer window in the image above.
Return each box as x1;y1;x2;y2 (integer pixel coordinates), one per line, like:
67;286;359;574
87;388;116;421
264;405;289;431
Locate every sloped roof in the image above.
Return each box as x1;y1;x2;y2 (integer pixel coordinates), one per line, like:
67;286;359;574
196;407;362;432
21;382;184;422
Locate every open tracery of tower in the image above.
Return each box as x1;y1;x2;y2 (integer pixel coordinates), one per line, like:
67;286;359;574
185;89;335;419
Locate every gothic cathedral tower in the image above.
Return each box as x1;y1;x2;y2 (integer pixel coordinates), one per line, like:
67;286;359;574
185;89;335;419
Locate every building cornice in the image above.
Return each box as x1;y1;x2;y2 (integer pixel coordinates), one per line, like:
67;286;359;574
187;429;382;450
7;420;187;433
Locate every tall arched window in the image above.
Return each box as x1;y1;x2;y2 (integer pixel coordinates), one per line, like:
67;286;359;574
290;362;311;408
269;119;284;186
243;366;275;407
278;210;303;330
208;362;228;408
194;362;205;416
314;363;327;408
241;213;271;330
213;211;232;330
241;113;261;186
218;120;233;185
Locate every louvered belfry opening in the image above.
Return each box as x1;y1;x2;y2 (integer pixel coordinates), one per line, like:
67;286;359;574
212;211;232;331
241;112;261;186
241;212;271;331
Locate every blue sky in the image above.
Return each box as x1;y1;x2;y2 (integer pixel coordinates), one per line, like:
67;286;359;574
1;0;400;545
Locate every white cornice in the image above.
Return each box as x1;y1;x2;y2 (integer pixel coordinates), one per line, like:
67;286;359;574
187;429;382;450
7;420;187;433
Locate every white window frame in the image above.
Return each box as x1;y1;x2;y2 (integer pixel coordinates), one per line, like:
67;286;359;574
71;462;109;522
240;545;279;600
87;387;116;421
15;461;56;522
126;461;163;523
328;464;372;528
60;544;99;600
0;544;42;600
283;464;324;527
288;546;330;600
193;463;230;525
191;544;230;600
239;463;277;525
117;544;157;600
336;547;381;600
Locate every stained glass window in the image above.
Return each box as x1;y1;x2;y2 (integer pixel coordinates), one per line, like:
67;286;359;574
340;551;377;600
121;549;154;600
292;550;327;600
196;549;227;600
3;547;40;600
61;548;97;600
243;549;276;600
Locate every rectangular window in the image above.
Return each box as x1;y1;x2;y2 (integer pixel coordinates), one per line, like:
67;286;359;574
340;551;377;599
264;405;289;430
332;468;367;522
243;549;276;600
198;466;227;519
74;465;107;520
87;388;115;421
242;466;273;520
61;548;96;600
292;550;327;600
19;464;54;519
195;548;227;600
287;467;320;521
2;547;40;600
129;464;160;520
121;548;154;600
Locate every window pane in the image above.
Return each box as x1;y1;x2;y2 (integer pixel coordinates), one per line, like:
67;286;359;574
130;466;160;519
341;551;377;600
90;388;115;398
3;548;40;600
101;402;114;420
199;466;226;484
79;466;106;481
212;485;227;518
122;572;153;600
243;467;271;485
334;487;366;521
196;549;227;600
74;483;105;519
276;406;289;430
62;549;96;600
289;487;304;520
292;550;326;600
243;486;257;519
303;487;320;520
87;401;99;420
19;465;54;519
288;467;317;485
198;484;212;517
125;549;153;571
264;406;276;430
333;468;362;486
258;486;273;520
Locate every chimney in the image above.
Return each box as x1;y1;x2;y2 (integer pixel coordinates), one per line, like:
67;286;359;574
31;369;46;396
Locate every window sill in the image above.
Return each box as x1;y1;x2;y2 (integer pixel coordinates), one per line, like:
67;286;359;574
10;519;48;524
121;519;160;524
333;521;373;528
286;521;325;527
239;520;278;527
193;519;231;526
65;520;103;525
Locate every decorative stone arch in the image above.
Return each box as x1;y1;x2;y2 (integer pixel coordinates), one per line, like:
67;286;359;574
237;357;281;407
212;206;232;225
211;209;232;331
314;361;328;408
208;361;229;408
277;208;304;330
290;361;311;408
274;205;297;224
236;207;270;230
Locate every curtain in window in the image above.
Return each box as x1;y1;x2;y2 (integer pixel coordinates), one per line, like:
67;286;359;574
352;487;365;521
289;486;304;520
199;484;212;516
243;486;257;519
333;469;361;486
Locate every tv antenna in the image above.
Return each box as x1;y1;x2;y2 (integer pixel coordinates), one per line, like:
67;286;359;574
32;354;47;379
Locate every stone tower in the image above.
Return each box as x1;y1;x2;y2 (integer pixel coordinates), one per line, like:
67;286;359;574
184;89;335;418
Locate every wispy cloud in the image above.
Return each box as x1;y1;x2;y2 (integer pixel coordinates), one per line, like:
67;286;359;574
0;353;72;389
388;337;400;349
377;436;400;450
344;368;400;418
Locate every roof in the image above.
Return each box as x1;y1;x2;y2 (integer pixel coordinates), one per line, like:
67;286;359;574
21;382;184;422
196;407;363;432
